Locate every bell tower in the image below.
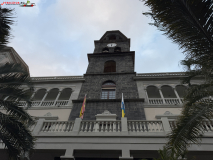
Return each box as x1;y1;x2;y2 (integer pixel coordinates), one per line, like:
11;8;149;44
93;30;130;53
69;30;145;120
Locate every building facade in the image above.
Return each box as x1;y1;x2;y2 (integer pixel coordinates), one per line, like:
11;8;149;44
0;31;212;160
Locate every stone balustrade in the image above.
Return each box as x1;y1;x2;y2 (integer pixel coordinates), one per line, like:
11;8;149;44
31;76;84;81
136;72;186;77
80;121;121;132
30;118;213;136
128;120;163;132
169;119;213;133
40;121;75;132
18;100;69;107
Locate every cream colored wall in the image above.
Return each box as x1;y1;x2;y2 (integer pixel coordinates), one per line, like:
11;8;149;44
144;108;182;120
27;109;72;121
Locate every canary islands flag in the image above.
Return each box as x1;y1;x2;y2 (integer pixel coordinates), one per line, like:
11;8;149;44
79;94;86;119
121;93;125;117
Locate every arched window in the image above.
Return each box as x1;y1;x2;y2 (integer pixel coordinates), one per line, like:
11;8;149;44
32;89;46;101
58;88;72;100
101;81;116;99
104;60;116;73
161;85;176;98
102;47;109;53
44;88;59;101
114;47;121;52
146;86;161;98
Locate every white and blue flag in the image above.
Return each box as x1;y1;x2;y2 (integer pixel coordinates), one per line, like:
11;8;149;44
121;93;125;117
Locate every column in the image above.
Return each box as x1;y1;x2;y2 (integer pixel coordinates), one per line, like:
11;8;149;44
159;88;166;104
39;90;49;106
173;87;182;104
161;117;172;134
144;89;149;104
30;91;36;100
72;118;82;135
53;90;62;106
60;149;74;160
121;117;128;135
119;149;133;160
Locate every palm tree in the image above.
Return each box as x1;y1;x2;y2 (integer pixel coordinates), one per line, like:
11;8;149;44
142;0;213;157
0;63;35;160
0;6;35;159
0;6;15;50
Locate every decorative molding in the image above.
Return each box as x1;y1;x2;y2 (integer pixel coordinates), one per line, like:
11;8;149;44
44;112;52;116
102;110;111;114
155;111;179;119
95;110;117;121
35;116;58;120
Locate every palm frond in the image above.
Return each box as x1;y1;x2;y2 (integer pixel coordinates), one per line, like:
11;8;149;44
0;112;35;160
0;6;15;49
143;0;213;73
167;100;213;155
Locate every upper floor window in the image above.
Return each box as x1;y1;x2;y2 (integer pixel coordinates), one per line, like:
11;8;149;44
114;47;121;52
104;60;116;73
101;81;116;99
102;47;109;53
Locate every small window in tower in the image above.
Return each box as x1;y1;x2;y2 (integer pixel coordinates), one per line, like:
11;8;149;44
104;60;116;73
102;47;109;53
101;81;116;99
109;35;116;40
114;47;121;52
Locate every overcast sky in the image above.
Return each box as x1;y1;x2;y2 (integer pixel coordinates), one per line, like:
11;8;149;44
5;0;185;77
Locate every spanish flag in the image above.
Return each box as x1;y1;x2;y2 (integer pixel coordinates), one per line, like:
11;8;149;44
79;94;86;119
121;93;125;117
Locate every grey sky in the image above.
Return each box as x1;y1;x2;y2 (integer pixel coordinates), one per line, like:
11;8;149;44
5;0;185;77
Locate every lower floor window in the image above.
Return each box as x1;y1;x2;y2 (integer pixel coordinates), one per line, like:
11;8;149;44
101;89;116;99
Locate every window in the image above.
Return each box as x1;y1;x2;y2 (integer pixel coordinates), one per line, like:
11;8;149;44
101;81;116;99
102;47;109;53
114;47;121;52
104;60;116;73
109;35;116;40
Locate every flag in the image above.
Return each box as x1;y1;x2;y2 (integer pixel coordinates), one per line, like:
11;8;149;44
79;94;86;119
121;93;125;117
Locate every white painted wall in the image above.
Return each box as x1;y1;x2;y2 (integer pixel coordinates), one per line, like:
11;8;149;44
144;108;182;120
27;109;72;121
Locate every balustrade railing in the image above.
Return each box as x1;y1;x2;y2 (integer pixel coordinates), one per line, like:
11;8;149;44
128;120;164;132
148;98;164;104
31;101;41;106
55;100;69;106
31;76;84;81
40;121;75;132
202;120;213;132
136;72;186;77
148;98;181;105
169;120;213;133
80;121;121;132
18;101;27;106
164;98;181;104
18;100;69;107
40;101;54;106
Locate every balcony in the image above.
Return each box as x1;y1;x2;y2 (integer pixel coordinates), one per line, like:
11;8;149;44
1;116;213;160
18;100;70;107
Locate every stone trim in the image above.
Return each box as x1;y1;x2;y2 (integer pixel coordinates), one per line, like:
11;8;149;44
72;98;144;103
35;116;58;120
